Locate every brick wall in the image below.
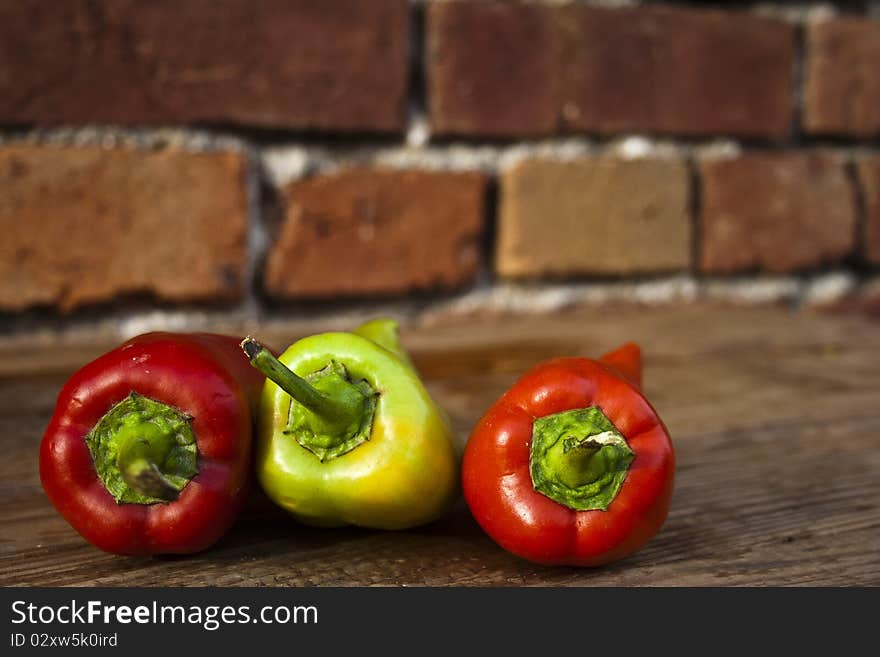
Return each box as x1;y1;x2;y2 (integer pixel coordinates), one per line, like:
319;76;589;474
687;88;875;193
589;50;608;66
2;0;879;334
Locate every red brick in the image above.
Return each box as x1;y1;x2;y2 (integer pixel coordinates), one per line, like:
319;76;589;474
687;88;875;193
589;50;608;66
496;157;690;278
427;2;793;139
0;0;408;132
857;156;880;264
427;1;558;138
699;153;856;273
556;5;793;139
0;144;248;312
264;169;486;298
805;18;880;137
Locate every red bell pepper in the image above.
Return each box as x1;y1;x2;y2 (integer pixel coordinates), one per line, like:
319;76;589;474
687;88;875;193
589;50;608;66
462;343;674;566
40;333;264;555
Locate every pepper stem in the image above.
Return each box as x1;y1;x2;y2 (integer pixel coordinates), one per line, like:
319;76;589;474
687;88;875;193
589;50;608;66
116;429;180;501
241;337;377;461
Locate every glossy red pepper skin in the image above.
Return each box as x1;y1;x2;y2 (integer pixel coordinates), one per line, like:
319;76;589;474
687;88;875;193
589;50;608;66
462;343;674;566
39;333;264;555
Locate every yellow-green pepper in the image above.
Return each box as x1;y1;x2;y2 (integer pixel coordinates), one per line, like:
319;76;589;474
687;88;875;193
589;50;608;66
241;319;459;530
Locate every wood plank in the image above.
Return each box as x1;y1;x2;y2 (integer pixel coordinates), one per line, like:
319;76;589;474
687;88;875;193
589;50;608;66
1;305;878;586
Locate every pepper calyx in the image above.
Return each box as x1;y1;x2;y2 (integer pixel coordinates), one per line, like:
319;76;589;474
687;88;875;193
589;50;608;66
85;393;198;505
284;360;378;462
529;406;634;511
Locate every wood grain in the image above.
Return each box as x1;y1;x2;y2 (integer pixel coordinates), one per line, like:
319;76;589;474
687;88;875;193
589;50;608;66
1;305;878;586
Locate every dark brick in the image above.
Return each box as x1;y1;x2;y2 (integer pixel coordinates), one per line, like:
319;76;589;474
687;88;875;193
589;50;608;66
699;153;856;273
0;144;248;312
427;1;558;138
556;5;793;139
265;169;486;298
857;156;880;265
427;1;793;139
805;18;880;137
0;0;408;132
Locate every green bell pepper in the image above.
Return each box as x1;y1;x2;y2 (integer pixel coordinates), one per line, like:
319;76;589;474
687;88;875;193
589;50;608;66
242;319;459;530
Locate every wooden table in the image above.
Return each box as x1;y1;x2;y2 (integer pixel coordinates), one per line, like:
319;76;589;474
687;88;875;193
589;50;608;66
2;305;878;586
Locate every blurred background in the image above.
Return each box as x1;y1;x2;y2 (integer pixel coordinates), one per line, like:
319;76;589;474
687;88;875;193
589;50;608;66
0;0;879;339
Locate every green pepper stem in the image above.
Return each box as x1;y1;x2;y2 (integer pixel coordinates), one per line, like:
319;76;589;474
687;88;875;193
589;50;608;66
241;337;365;438
117;439;180;502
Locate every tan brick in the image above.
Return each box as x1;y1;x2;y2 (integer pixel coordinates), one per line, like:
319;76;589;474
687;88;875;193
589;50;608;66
699;153;856;273
264;169;486;298
0;144;248;312
496;157;690;278
805;18;880;137
428;1;793;139
857;156;880;264
0;0;408;132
